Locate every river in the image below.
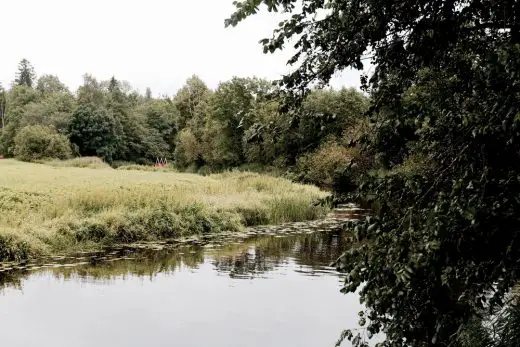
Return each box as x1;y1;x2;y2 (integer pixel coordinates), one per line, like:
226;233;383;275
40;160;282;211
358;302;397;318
0;208;370;347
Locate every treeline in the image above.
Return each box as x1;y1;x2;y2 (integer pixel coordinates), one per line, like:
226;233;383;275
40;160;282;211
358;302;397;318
0;59;369;188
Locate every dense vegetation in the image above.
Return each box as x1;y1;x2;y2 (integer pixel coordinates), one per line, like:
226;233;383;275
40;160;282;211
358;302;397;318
0;59;369;189
0;159;326;261
228;0;520;346
4;0;520;344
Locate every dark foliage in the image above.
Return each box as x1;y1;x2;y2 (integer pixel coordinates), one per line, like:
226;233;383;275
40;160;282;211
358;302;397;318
228;0;520;346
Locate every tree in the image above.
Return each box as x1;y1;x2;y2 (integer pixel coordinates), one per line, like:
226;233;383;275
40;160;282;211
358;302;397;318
229;1;520;346
20;93;75;134
36;75;69;95
105;76;143;161
0;86;40;156
69;104;121;162
14;59;36;88
301;88;369;142
173;75;211;131
174;128;202;168
107;76;120;94
137;98;178;155
6;85;39;109
286;88;369;163
77;74;105;106
242;99;281;165
145;87;152;100
0;83;6;129
203;77;276;167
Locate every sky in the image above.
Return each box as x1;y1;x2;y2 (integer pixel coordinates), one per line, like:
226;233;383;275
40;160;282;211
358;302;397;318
0;0;364;96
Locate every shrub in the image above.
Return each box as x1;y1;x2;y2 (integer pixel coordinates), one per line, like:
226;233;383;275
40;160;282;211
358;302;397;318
0;233;30;261
296;141;359;189
14;125;72;161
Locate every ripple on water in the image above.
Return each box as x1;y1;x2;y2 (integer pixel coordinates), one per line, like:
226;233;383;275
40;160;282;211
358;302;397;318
0;208;376;347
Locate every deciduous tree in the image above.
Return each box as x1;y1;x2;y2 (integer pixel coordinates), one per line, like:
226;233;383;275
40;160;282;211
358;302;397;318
228;0;520;346
69;104;122;162
173;75;210;131
36;75;69;95
0;84;6;130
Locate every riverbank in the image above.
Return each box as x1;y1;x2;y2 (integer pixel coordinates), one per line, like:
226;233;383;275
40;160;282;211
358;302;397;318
0;159;329;261
0;218;366;347
0;206;366;273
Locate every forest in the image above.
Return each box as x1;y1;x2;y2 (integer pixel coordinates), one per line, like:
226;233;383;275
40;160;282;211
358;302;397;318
0;59;369;190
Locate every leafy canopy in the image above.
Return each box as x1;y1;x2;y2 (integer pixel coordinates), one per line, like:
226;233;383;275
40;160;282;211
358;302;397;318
228;0;520;346
14;125;72;161
69;104;122;162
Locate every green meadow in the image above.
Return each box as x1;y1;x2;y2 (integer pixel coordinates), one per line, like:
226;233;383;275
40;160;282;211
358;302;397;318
0;158;328;261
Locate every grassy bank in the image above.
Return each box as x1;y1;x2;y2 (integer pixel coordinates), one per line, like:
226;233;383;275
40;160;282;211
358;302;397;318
0;159;328;261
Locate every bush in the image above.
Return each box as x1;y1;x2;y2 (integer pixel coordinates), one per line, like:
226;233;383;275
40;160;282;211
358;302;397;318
296;141;359;189
13;125;72;161
0;233;30;261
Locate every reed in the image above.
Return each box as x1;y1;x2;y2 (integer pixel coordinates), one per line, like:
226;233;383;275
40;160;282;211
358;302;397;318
0;159;329;261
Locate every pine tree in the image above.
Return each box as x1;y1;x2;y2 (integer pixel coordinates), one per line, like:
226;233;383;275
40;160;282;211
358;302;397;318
14;59;36;88
145;87;152;100
107;76;119;93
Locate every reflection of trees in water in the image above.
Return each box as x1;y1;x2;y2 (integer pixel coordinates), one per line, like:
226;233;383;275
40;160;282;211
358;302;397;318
0;230;351;289
57;248;205;285
294;231;348;266
213;246;280;279
0;271;23;291
0;248;206;289
212;231;350;278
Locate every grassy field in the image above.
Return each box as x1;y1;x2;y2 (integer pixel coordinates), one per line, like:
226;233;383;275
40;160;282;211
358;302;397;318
0;159;328;261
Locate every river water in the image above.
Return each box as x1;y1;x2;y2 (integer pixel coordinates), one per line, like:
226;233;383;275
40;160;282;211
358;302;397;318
0;210;370;347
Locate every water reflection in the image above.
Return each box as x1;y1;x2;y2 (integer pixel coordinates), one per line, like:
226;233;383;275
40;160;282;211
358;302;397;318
213;231;350;279
0;230;350;288
0;214;369;347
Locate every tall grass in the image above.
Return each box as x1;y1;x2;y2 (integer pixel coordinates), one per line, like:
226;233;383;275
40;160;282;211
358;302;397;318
44;157;111;169
116;164;176;172
0;160;329;261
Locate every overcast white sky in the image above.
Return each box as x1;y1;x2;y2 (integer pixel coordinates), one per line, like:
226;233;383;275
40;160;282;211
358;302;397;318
1;0;363;96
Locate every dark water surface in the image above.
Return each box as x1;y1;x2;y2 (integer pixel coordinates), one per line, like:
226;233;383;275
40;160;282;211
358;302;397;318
0;211;369;347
